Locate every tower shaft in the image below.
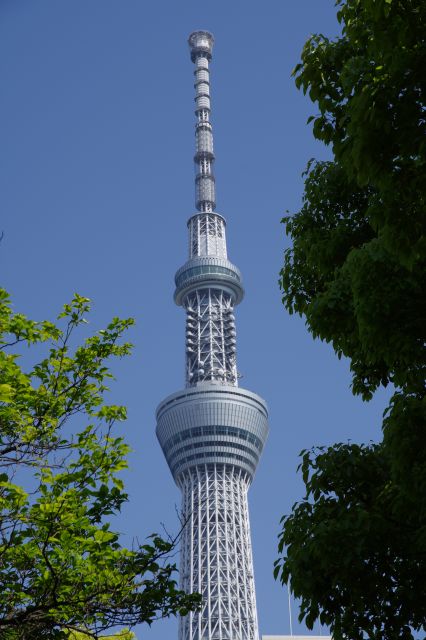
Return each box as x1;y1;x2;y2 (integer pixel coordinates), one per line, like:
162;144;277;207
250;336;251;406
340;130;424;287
156;31;268;640
179;466;258;640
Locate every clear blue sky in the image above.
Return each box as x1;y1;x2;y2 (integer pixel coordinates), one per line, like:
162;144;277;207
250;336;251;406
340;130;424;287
1;1;391;638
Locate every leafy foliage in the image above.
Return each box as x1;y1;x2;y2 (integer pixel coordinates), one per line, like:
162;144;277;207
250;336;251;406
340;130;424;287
275;435;426;639
281;160;425;400
0;291;200;639
276;1;426;638
292;0;426;268
65;630;134;640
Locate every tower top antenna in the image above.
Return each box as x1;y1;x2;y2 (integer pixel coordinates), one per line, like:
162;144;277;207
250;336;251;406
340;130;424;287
188;30;214;61
188;29;217;213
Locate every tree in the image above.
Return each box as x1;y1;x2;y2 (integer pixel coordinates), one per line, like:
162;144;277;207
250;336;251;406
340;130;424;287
66;631;134;640
274;1;426;638
0;290;200;639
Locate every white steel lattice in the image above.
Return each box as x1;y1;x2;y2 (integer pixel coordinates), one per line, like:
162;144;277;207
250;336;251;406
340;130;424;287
156;31;268;640
189;213;227;259
178;464;259;640
184;289;237;386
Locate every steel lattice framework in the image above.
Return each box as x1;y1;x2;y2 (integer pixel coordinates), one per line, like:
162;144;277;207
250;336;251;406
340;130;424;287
156;31;268;640
179;466;258;640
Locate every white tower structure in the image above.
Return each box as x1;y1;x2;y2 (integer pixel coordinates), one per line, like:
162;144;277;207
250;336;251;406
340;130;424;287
156;31;269;640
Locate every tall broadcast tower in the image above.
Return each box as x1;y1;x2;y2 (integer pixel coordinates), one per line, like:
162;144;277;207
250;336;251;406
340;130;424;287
156;31;269;640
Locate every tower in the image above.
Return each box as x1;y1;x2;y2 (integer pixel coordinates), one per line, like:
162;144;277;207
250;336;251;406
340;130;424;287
156;31;269;640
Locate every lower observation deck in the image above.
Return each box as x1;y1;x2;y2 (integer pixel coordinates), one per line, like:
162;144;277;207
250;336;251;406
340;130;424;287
156;383;269;483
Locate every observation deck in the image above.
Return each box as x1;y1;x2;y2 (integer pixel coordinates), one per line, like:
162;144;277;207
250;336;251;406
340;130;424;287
174;255;244;306
156;384;268;484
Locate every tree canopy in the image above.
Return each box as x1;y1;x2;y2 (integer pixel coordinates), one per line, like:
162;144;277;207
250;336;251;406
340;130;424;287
66;631;134;640
275;1;426;638
0;290;200;639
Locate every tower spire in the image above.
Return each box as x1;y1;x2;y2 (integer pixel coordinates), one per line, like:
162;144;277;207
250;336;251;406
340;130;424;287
187;31;227;262
189;31;216;214
156;32;269;640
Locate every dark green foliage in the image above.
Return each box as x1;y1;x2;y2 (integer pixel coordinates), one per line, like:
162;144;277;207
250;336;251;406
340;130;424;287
293;0;426;268
0;291;200;639
281;161;425;400
276;1;426;638
275;434;426;639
